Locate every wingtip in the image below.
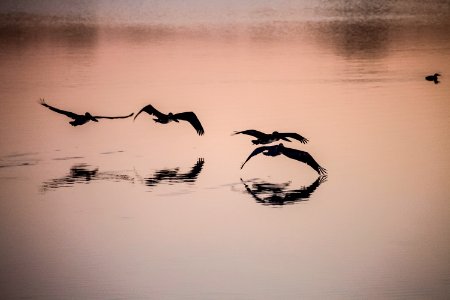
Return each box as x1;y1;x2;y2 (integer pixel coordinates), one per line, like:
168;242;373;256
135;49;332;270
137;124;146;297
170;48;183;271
318;166;327;175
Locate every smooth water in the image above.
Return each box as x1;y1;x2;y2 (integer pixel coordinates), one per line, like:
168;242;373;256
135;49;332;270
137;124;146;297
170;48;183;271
0;2;449;299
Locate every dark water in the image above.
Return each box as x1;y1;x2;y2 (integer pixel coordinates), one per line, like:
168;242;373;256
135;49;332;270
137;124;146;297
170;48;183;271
0;1;449;299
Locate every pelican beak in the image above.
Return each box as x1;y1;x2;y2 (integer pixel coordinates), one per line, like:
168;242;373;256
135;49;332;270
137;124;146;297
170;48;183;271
91;117;99;122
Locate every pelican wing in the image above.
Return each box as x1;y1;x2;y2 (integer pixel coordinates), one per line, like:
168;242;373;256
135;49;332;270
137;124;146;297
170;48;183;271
280;146;327;175
93;113;134;119
134;104;166;121
241;146;272;169
173;112;205;135
279;132;309;144
233;129;268;139
39;98;79;119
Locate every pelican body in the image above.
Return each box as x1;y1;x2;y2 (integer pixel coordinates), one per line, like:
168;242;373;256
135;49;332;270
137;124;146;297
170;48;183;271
69;112;98;126
241;143;327;175
233;130;308;145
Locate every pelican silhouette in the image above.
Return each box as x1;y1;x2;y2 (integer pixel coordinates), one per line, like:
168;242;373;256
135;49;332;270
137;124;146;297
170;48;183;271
241;143;327;175
134;104;204;135
425;73;441;84
233;129;308;145
40;99;134;126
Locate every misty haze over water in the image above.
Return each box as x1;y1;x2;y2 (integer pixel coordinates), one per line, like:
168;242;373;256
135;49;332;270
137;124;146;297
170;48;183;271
0;1;449;300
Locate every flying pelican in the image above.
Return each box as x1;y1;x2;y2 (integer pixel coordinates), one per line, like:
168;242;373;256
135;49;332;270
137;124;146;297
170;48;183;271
134;104;204;135
240;143;327;175
40;99;134;126
233;129;308;145
425;73;441;84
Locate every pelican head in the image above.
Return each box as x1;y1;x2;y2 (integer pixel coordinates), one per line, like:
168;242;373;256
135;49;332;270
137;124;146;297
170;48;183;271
272;131;280;136
85;112;98;122
435;73;441;77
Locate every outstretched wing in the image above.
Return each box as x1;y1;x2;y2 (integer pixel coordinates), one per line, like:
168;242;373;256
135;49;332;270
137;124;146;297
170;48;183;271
93;113;134;119
233;129;267;139
279;132;309;144
39;98;79;119
241;146;272;169
134;104;166;121
280;146;327;175
173;112;205;135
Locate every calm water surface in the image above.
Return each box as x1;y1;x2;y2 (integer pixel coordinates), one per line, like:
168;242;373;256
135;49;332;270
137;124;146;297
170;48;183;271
0;3;449;299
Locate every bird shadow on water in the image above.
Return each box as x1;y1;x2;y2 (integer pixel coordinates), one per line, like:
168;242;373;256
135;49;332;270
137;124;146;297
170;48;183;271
40;159;205;193
240;175;327;206
40;163;135;193
137;158;205;189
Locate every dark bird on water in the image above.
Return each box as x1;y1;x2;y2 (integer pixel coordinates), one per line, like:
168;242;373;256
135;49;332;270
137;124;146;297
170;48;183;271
40;99;134;126
233;129;308;145
425;73;441;84
240;143;327;175
134;104;204;135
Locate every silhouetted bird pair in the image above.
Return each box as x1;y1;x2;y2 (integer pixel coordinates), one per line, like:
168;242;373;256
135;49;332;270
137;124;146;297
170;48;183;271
40;99;204;135
234;130;327;175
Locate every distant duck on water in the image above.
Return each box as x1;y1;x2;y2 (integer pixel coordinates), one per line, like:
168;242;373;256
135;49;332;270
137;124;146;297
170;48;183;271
425;73;441;84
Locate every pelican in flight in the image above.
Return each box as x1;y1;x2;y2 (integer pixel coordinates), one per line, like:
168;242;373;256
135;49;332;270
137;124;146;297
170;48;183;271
134;104;204;136
425;73;441;84
241;143;327;175
40;99;134;126
233;129;308;145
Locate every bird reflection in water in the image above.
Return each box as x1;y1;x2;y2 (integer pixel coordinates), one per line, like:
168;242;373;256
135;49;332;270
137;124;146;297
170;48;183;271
40;164;134;192
144;158;205;187
241;176;327;206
